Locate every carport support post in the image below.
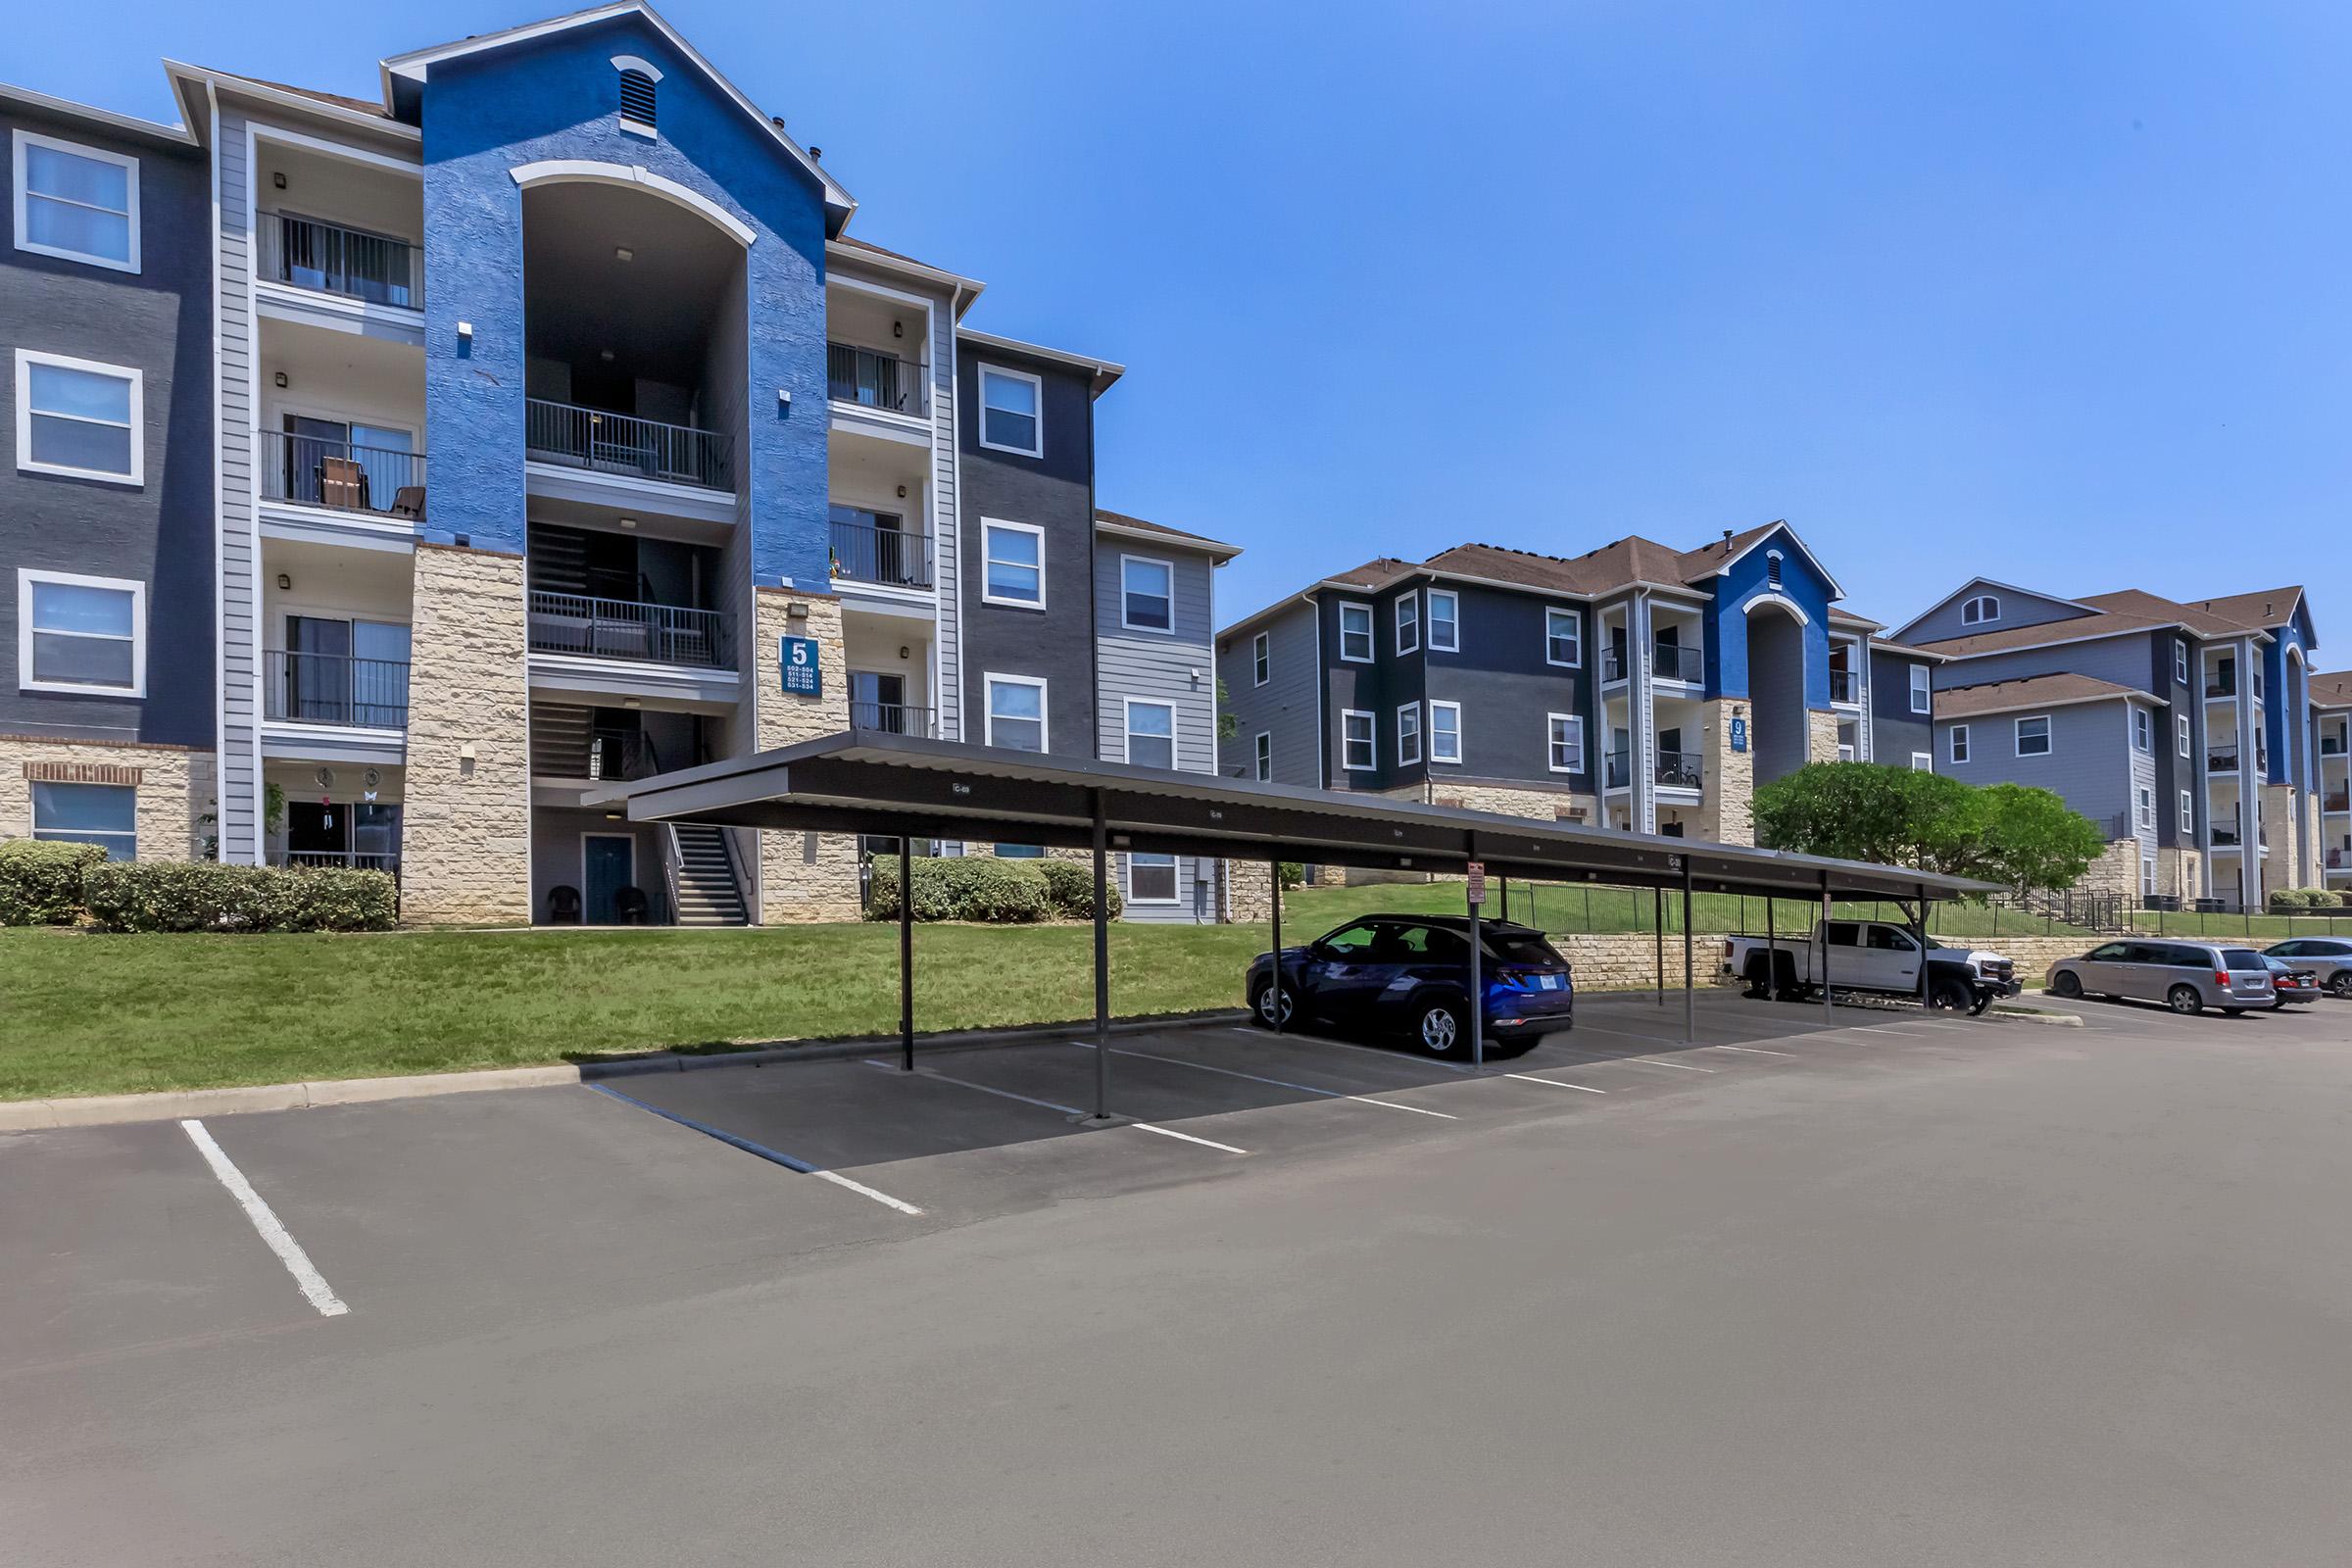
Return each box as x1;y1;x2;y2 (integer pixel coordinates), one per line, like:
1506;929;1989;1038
1681;859;1695;1043
1821;873;1835;1020
1268;856;1283;1036
1654;888;1665;1006
1467;834;1485;1069
899;838;915;1072
1092;795;1110;1120
1915;883;1930;1009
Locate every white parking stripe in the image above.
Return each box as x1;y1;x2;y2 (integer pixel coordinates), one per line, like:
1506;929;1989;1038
1549;1047;1717;1073
1070;1042;1456;1119
180;1119;349;1319
870;1060;1248;1155
1220;1026;1477;1073
1701;1044;1797;1057
1501;1073;1607;1094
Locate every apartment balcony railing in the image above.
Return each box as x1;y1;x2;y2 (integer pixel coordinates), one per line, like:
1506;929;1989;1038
850;701;938;737
2212;827;2242;847
1603;752;1629;790
1603;648;1630;683
587;727;664;783
2325;793;2350;813
524;399;732;491
261;430;425;518
526;591;733;669
1829;668;1857;704
2323;736;2348;757
2330;849;2348;869
1652;644;1702;683
264;650;411;730
829;518;934;589
826;343;928;418
2205;676;2236;698
279;850;401;876
1653;750;1704;790
2208;743;2240;772
257;211;421;308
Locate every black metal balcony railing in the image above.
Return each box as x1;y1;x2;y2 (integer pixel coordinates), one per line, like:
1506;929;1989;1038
827;343;928;417
1603;648;1630;682
2212;827;2242;847
1653;750;1704;790
258;212;420;308
2206;677;2236;698
587;728;663;783
281;850;401;875
264;650;411;729
261;430;425;517
1652;643;1702;683
526;591;733;669
2325;793;2350;813
1604;752;1630;790
2208;743;2240;771
524;399;732;491
829;518;934;589
1830;668;1857;704
850;701;938;737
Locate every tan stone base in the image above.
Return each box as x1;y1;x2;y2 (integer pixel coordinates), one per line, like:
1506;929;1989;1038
1807;710;1841;765
760;831;864;922
2076;839;2142;902
753;588;854;923
2259;785;2298;896
400;545;532;925
1697;700;1756;846
0;735;207;860
1221;858;1274;922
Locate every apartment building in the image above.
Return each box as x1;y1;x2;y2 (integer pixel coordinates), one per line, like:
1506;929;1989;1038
2;3;1244;925
1216;522;1942;859
1894;579;2325;908
2312;670;2350;892
2;85;215;859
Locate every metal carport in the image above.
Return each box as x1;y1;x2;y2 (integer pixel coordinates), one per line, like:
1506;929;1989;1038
591;730;2001;1119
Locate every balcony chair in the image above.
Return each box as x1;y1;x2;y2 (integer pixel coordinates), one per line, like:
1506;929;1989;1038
546;885;582;924
389;485;426;519
318;456;369;512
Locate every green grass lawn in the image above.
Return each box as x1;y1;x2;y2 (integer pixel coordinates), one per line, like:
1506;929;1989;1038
2123;910;2352;942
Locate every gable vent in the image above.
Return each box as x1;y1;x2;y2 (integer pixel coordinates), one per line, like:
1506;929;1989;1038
618;69;658;127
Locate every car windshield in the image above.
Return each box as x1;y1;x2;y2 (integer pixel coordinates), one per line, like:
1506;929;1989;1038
1485;931;1565;968
2222;949;2266;971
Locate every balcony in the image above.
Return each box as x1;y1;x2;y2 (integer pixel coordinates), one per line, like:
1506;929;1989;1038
257;212;421;308
850;701;938;737
1653;644;1702;683
2213;827;2241;848
586;728;666;783
2208;744;2239;773
1830;668;1857;704
827;343;928;418
525;400;732;492
278;850;401;876
264;650;410;730
261;431;425;518
2326;793;2350;814
1604;752;1630;790
2205;676;2236;699
526;592;733;669
1653;750;1704;791
830;516;934;590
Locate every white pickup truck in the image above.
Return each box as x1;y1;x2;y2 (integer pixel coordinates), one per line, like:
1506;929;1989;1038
1721;920;2021;1014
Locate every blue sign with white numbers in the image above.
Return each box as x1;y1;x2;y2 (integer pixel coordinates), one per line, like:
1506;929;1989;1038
779;635;821;697
1730;716;1748;754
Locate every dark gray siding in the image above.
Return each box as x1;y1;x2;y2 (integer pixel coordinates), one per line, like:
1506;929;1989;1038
1217;601;1318;785
1869;650;1932;764
956;350;1096;757
0;106;213;747
1422;584;1592;790
1322;588;1416;794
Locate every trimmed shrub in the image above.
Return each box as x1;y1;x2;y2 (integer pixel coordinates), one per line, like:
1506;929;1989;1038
1037;857;1122;922
79;860;397;933
0;839;106;925
2269;887;2339;910
865;854;1054;923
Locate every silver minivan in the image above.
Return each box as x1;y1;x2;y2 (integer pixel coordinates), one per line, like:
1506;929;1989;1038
2047;940;2276;1015
2264;938;2352;998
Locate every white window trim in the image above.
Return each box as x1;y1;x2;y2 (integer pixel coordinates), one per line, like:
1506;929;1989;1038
2178;713;2191;759
15;349;143;486
2174;641;2189;685
2132;706;2151;752
1911;752;1934;771
978;517;1046;609
1395;702;1422;766
1125;852;1181;906
1546;711;1585;774
1251;630;1269;687
2180;790;2194;832
2016;713;2052;757
1394;590;1420;656
1253;730;1272;782
1962;593;2000;625
1428;699;1463;764
982;672;1049;750
1337;600;1374;663
1118;553;1177;635
18;568;146;697
1909;663;1931;714
2137;787;2154;830
1121;697;1178;770
1426;589;1460;653
1949;723;1970;764
1341;709;1376;771
1544;607;1582;668
975;363;1045;458
12;129;140;273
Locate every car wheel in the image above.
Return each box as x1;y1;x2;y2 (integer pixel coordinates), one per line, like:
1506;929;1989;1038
1250;980;1296;1029
2329;972;2352;999
2167;985;2204;1016
1929;978;1973;1012
1414;997;1467;1057
2049;971;2083;1000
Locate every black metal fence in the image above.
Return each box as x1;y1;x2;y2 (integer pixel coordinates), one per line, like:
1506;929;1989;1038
524;399;732;490
829;518;934;589
526;592;733;669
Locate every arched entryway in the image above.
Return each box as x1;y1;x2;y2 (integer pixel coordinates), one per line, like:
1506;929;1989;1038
1745;597;1809;785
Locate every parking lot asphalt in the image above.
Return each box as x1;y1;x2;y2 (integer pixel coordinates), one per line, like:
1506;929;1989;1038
8;988;2352;1564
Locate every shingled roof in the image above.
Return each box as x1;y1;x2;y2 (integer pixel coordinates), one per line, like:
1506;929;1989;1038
1936;673;2159;719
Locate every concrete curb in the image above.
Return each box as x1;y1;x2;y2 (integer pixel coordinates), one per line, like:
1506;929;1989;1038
0;1011;1253;1132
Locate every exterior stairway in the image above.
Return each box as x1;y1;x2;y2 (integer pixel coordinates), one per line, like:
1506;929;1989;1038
668;822;748;926
530;703;595;777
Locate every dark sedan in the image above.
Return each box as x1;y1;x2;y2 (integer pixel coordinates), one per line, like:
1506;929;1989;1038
2265;956;2322;1006
1248;914;1574;1058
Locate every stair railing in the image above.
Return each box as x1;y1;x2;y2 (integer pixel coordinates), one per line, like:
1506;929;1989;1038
662;822;685;928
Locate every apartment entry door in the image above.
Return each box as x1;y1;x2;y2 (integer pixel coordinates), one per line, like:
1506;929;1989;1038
582;834;636;925
850;670;907;732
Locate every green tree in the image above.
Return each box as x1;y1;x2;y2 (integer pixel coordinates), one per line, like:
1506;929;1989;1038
1974;782;2106;896
1215;676;1239;742
1754;762;2102;897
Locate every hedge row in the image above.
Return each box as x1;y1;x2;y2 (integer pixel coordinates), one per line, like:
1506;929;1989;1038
0;841;397;932
864;854;1122;924
2268;886;2351;910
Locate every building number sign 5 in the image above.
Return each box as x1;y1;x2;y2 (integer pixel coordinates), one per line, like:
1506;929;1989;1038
780;635;822;697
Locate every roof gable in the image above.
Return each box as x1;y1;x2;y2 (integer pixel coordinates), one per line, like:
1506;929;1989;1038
1677;520;1846;599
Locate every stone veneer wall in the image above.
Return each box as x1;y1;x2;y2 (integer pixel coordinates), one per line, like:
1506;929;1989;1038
0;736;208;860
1222;859;1274;922
390;544;532;925
2259;784;2299;894
1697;699;1756;846
754;588;858;923
2076;838;2141;903
1807;710;1841;764
1550;930;2090;991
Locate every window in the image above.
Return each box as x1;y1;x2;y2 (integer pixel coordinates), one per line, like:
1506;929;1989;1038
1394;591;1420;655
1427;590;1459;653
980;519;1044;607
1253;731;1271;782
1546;713;1584;773
2178;714;2191;759
977;365;1043;457
1341;710;1376;771
1950;724;1970;764
1396;703;1422;766
1123;699;1175;769
1911;752;1933;771
1338;601;1373;662
993;844;1043;858
2132;707;2151;751
31;781;135;859
1429;700;1462;764
16;351;141;483
14;131;139;272
2180;790;2194;832
1545;608;1582;667
984;674;1047;751
1121;556;1174;632
18;570;143;695
2138;787;2153;830
1961;594;2000;625
2174;639;2189;685
1910;663;1931;714
1251;631;1269;687
2016;714;2051;756
1128;853;1179;905
1320;920;1381;956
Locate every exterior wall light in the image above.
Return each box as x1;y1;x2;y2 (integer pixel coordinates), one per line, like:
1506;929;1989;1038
457;320;473;339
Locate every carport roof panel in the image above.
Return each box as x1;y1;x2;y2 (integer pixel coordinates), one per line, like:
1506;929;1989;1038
593;730;2003;901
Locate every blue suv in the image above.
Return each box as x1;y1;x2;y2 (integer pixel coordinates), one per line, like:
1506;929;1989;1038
1248;915;1575;1058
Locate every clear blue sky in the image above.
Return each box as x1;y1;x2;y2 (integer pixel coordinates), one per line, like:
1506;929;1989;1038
18;0;2351;647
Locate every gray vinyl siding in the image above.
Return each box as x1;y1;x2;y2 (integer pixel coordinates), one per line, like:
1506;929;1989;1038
1933;632;2162;695
930;294;961;740
1903;583;2098;646
2127;707;2159;862
1869;650;1932;764
215;105;262;861
1217;601;1318;787
1097;543;1216;923
1936;701;2133;835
